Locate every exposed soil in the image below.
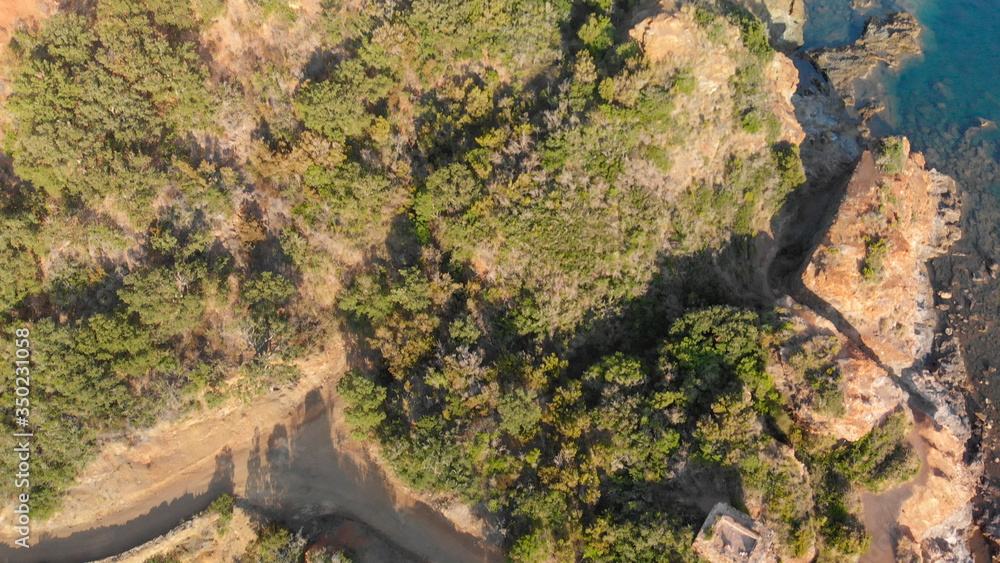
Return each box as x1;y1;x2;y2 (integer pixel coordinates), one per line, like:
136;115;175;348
0;0;54;46
858;411;932;563
0;333;499;562
93;509;251;563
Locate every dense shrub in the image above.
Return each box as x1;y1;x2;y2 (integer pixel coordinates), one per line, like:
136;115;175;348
861;235;889;283
875;136;908;175
0;1;911;560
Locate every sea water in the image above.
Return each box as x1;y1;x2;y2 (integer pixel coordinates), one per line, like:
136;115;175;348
886;0;1000;183
804;0;1000;184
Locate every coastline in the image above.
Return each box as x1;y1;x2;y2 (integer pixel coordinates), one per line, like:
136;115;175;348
0;1;991;560
790;0;994;558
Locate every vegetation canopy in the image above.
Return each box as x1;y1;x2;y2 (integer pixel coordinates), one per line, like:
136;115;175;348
0;0;917;560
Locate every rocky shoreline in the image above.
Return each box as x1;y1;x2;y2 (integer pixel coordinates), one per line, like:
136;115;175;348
805;13;922;112
750;2;990;559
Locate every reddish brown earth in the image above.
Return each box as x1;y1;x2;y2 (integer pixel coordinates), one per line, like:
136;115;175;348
769;300;904;441
794;142;974;560
0;0;55;46
802;143;961;375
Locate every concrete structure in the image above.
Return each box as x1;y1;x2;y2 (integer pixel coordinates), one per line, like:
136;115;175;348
692;502;777;563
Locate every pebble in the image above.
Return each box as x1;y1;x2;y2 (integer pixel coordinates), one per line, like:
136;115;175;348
939;290;953;299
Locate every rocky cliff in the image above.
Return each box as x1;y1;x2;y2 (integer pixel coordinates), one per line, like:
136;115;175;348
628;4;805;193
802;139;961;375
781;137;977;560
769;298;904;441
631;5;979;557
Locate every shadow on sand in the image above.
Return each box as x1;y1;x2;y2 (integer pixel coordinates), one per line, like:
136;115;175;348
243;388;499;563
0;449;234;563
0;384;498;563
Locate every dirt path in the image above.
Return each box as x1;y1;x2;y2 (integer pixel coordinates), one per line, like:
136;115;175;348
0;334;499;563
858;412;930;563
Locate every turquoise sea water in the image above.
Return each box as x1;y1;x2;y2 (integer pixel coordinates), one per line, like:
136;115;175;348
887;0;1000;163
883;0;1000;549
804;0;1000;187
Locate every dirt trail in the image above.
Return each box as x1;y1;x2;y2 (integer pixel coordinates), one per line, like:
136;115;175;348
0;334;499;563
858;412;931;563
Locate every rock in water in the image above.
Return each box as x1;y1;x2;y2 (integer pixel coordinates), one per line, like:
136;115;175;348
808;12;922;107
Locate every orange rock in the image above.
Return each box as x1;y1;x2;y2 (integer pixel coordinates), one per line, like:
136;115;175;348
769;300;904;441
801;140;960;375
765;55;807;146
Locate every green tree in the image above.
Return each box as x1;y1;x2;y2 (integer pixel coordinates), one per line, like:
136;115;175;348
337;371;387;439
578;14;616;57
5;0;209;209
498;389;543;441
584;513;698;562
659;306;776;413
119;267;207;342
243;524;305;563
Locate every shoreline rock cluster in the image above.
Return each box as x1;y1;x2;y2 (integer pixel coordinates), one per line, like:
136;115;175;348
806;12;922;126
775;130;979;563
745;1;986;558
635;2;981;558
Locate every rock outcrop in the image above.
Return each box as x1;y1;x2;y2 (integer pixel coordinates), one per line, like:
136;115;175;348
790;64;863;183
898;414;980;561
764;53;807;148
627;5;804;195
769;298;904;441
905;334;972;443
789;137;976;560
801;139;961;376
807;13;922;108
737;0;806;50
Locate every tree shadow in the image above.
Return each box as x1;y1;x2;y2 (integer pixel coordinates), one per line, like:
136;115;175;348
243;388;501;563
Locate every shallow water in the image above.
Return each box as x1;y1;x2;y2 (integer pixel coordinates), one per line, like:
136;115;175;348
801;0;902;49
884;0;1000;184
804;0;1000;153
